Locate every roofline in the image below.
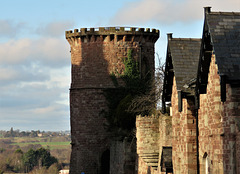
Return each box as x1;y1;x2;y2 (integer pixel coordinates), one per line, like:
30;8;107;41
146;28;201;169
204;6;240;16
167;33;201;42
169;38;201;41
163;34;201;103
201;7;240;85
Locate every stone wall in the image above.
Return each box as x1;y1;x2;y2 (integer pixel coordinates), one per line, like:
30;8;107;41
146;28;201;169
223;84;240;174
236;126;240;174
171;77;197;174
70;88;109;173
137;157;151;174
136;114;173;174
158;115;172;173
159;115;172;147
137;157;160;174
66;27;159;174
110;139;136;174
136;115;160;173
198;54;240;174
198;54;224;174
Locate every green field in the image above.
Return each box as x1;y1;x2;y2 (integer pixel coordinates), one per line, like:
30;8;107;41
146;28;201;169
0;136;71;150
11;141;71;150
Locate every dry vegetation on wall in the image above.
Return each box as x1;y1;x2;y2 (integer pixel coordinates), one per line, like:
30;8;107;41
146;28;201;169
129;53;165;114
102;50;165;138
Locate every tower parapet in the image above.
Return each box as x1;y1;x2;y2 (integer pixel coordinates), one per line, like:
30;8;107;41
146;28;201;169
66;27;159;40
66;27;159;45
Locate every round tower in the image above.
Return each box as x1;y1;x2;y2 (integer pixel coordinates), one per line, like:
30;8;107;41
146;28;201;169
65;27;159;174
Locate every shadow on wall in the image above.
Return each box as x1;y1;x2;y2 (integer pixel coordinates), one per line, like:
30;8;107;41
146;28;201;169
68;33;113;173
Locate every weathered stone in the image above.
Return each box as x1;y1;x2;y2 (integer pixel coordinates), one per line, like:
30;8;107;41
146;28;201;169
66;27;159;174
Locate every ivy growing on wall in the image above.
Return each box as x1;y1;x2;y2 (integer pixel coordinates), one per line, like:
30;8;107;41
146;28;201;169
101;49;153;138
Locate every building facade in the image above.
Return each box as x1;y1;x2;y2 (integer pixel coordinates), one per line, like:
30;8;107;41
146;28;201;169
196;7;240;174
163;35;201;174
137;7;240;174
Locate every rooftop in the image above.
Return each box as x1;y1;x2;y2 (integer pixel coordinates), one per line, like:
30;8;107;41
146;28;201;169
205;7;240;81
163;34;201;101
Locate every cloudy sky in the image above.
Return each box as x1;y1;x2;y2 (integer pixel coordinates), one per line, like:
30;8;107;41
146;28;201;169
0;0;239;131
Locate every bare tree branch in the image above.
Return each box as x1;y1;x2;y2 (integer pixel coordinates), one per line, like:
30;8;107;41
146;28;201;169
128;53;165;114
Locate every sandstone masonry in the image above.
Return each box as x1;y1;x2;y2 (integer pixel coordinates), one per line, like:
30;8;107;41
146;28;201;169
66;27;159;174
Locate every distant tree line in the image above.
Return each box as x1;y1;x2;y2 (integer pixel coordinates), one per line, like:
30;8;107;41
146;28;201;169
0;128;70;138
0;147;59;174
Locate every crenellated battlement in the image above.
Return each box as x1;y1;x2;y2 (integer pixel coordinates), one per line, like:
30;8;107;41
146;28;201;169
65;27;159;43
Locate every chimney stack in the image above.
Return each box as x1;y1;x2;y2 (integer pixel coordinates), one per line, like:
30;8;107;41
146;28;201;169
204;7;211;14
167;33;173;41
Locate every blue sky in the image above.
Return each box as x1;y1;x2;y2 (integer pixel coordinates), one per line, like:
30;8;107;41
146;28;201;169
0;0;239;131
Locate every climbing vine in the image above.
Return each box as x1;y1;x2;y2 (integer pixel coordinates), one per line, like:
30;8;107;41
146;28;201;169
101;49;153;138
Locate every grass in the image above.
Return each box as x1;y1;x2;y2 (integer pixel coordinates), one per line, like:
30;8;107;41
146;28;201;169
11;141;71;150
0;136;71;150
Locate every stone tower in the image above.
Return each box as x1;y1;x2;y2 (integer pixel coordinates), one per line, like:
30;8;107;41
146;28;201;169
65;27;159;174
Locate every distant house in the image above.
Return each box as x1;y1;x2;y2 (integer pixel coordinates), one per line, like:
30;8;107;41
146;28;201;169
59;169;69;174
37;133;43;137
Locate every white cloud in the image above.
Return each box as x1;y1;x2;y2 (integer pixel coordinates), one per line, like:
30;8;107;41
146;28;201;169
48;67;71;89
36;37;70;66
31;105;61;115
0;37;70;67
0;105;70;131
36;21;75;37
0;67;18;81
111;0;240;25
0;62;49;86
0;28;71;131
0;39;32;63
0;77;70;131
0;20;26;38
